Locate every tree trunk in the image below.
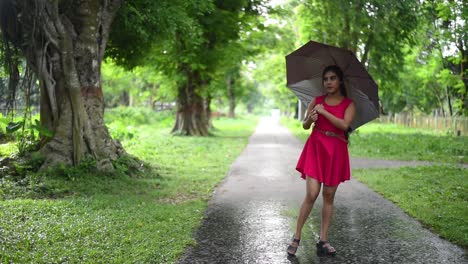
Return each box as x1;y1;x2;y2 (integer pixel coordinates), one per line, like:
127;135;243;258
120;91;129;106
172;71;209;136
3;0;123;171
446;86;453;116
361;33;373;66
129;94;134;107
205;94;213;129
5;47;19;114
226;76;236;118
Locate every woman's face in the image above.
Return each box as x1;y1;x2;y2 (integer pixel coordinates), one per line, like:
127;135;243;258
322;71;341;94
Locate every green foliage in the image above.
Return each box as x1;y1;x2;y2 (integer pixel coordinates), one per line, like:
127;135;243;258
0;113;9;132
105;0;269;119
2;116;53;157
296;0;421;112
281;117;467;163
247;1;302;116
254;53;298;115
397;46;444;114
254;0;466;117
102;61;177;108
0;109;259;262
107;0;213;70
354;166;468;247
5;121;23;133
150;1;268;122
0;142;16;157
104;107;175;141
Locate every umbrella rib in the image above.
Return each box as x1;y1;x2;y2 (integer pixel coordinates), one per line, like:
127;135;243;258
328;46;338;65
341;51;354;73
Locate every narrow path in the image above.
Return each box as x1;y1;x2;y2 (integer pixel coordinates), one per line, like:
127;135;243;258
178;117;466;264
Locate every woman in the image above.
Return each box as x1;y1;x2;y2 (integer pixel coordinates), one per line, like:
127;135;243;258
287;65;356;257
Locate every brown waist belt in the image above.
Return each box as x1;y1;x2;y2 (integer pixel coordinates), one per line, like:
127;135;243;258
314;128;348;143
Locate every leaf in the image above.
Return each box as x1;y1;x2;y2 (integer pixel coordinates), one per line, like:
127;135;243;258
32;119;54;138
6;121;23;133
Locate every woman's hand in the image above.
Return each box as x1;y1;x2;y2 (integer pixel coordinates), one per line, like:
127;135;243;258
307;109;318;122
314;104;325;114
303;99;317;129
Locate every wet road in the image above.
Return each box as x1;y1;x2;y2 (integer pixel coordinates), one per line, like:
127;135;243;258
178;117;467;264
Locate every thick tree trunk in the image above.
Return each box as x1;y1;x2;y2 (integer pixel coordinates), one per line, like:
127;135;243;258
172;71;209;136
5;0;123;171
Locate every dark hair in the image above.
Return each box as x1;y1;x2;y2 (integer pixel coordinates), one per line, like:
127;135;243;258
322;65;352;142
322;65;347;97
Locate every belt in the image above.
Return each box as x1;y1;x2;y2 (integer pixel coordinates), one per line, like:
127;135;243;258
314;128;348;143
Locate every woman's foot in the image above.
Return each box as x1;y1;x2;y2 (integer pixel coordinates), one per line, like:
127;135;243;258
287;236;301;256
316;239;336;257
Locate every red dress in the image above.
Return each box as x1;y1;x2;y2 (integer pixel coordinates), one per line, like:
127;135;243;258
296;95;352;186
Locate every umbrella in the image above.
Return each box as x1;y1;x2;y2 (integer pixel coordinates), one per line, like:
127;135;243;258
285;40;379;130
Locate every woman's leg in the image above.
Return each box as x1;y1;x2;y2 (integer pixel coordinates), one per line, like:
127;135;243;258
320;184;338;241
293;177;321;240
288;177;322;254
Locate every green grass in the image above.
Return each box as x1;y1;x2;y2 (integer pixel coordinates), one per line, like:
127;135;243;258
0;108;259;263
354;166;468;248
281;117;467;163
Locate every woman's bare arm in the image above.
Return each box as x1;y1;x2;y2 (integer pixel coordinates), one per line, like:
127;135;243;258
303;98;317;130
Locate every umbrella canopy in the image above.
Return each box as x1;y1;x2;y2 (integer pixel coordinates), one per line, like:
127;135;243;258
286;40;379;130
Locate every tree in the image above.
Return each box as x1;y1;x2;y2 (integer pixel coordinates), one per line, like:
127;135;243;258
209;27;265;119
423;0;467;116
0;0;125;170
0;0;203;170
148;0;266;135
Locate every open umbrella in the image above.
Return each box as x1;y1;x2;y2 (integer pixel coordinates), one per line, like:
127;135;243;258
285;40;379;130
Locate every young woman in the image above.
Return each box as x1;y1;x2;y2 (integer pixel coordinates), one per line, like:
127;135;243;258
287;65;356;257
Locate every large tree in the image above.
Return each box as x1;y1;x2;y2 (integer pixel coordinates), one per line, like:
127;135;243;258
0;0;200;170
0;0;124;170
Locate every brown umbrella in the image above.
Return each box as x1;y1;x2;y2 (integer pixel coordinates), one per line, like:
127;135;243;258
285;40;379;130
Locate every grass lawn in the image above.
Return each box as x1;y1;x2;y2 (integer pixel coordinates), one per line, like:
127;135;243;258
0;108;259;263
354;166;468;248
281;117;467;164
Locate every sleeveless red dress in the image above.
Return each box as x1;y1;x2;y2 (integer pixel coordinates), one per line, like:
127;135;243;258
296;95;352;186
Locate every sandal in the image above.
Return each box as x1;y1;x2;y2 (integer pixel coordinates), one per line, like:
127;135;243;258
287;236;301;256
316;239;337;257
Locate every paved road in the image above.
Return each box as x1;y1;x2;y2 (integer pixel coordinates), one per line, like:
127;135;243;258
178;117;466;264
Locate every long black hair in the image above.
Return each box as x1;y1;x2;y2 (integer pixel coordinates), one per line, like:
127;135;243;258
322;65;347;97
322;65;352;142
